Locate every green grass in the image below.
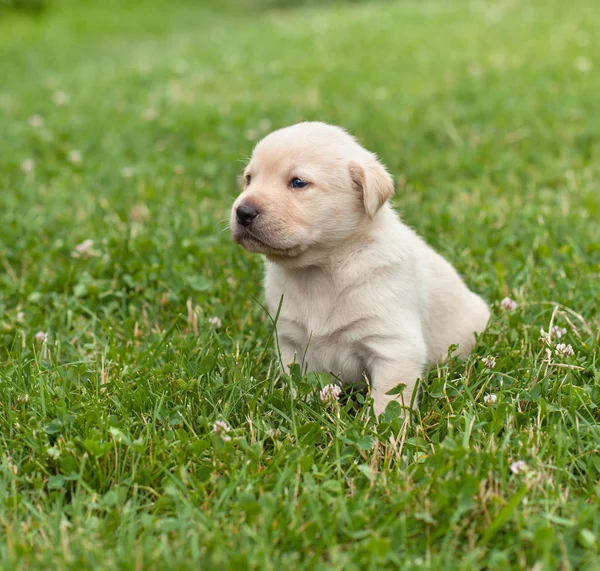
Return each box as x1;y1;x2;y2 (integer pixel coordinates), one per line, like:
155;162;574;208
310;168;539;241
1;0;599;568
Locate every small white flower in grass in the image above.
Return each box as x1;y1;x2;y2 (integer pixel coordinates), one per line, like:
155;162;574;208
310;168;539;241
212;420;232;442
68;150;82;164
29;114;44;128
121;166;134;178
319;383;342;406
510;460;528;474
555;343;574;357
259;119;272;132
21;158;35;173
129;203;150;223
541;326;567;345
482;356;496;369
267;427;281;439
47;447;60;460
34;331;47;344
501;297;517;310
16;311;25;323
7;459;18;476
72;239;94;258
483;393;497;405
574;56;592;73
142;107;158;121
208;316;222;328
539;328;551;345
173;165;185;175
18;393;29;403
52;91;70;105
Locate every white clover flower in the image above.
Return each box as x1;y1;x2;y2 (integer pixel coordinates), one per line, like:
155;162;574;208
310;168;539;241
541;326;568;345
501;297;518;310
539;328;551;345
21;158;35;173
267;427;281;439
483;393;497;405
121;166;134;178
18;393;29;403
72;239;94;258
212;420;232;442
258;118;272;132
142;108;158;121
482;356;496;369
510;460;528;474
52;91;70;105
319;383;342;406
129;203;150;223
29;114;44;128
208;316;222;328
68;150;82;164
574;56;592;73
555;343;574;357
34;331;47;344
7;459;18;475
16;311;25;323
47;447;60;459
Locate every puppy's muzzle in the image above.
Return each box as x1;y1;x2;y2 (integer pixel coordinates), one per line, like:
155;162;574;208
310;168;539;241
236;203;260;227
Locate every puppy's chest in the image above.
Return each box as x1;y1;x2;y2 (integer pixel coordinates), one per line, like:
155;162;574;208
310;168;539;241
275;276;347;338
267;271;367;380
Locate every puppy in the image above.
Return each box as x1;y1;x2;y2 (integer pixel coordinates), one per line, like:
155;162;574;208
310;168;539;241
230;122;490;416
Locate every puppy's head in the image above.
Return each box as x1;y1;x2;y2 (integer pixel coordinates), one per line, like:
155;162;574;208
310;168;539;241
230;122;393;266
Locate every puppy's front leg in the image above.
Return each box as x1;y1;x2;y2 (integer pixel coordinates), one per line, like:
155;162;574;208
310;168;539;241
370;354;426;418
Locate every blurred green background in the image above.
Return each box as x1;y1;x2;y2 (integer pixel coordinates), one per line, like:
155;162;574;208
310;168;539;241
1;0;599;568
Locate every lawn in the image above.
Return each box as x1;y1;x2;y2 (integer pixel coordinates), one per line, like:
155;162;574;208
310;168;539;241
0;0;599;568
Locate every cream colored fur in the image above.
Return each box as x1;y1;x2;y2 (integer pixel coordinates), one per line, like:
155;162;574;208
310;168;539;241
230;122;490;416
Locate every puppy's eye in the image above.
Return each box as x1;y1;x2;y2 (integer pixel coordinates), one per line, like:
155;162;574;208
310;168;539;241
290;177;308;189
245;174;252;186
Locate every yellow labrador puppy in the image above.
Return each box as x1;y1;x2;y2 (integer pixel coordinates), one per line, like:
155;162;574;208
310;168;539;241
230;122;489;416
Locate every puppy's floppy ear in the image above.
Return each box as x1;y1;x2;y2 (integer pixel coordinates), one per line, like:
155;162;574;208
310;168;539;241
349;159;394;218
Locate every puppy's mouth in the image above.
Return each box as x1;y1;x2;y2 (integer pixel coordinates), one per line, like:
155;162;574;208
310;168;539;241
233;228;303;257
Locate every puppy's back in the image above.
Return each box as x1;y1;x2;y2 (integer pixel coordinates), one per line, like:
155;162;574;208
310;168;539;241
418;245;490;362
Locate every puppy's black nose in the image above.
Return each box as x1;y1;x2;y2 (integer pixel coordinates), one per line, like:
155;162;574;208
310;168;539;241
236;204;260;227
